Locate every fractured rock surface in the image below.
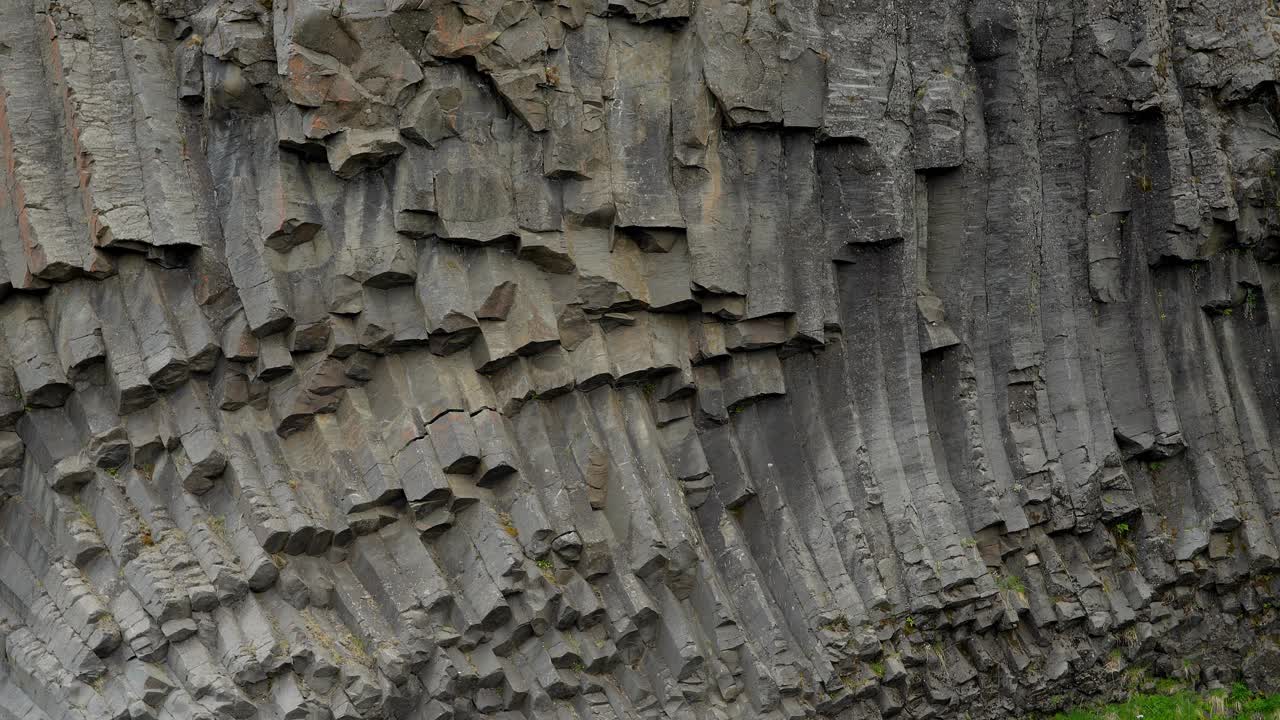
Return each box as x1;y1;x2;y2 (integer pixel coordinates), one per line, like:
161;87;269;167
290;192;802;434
0;0;1279;718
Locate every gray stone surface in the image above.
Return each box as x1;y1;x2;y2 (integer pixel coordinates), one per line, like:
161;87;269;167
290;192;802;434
0;0;1278;718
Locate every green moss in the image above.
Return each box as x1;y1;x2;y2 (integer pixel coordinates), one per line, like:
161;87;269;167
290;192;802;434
1046;685;1280;720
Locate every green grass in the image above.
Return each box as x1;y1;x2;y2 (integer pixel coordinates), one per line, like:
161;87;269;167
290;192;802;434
1047;685;1280;720
999;573;1026;593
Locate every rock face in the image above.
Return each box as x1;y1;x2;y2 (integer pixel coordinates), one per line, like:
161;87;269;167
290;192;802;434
0;0;1278;718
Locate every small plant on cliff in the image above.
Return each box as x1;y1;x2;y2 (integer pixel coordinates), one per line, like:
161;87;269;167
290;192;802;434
536;558;557;584
999;573;1025;594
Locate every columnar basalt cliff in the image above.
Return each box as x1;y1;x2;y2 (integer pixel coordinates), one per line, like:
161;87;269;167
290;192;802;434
0;0;1278;718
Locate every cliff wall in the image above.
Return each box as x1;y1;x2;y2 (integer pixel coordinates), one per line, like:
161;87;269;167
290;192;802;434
0;0;1279;718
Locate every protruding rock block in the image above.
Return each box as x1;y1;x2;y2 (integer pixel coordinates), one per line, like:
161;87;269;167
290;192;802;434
1;296;71;407
429;410;481;475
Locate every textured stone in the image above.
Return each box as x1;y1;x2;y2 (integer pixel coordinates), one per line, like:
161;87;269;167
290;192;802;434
0;1;1276;719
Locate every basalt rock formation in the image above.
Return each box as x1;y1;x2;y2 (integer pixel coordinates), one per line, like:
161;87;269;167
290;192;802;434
0;0;1279;718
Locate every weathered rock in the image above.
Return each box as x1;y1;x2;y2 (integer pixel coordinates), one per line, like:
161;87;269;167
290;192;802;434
0;1;1277;719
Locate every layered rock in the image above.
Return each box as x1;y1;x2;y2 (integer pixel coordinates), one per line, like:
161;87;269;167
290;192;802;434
0;0;1279;718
